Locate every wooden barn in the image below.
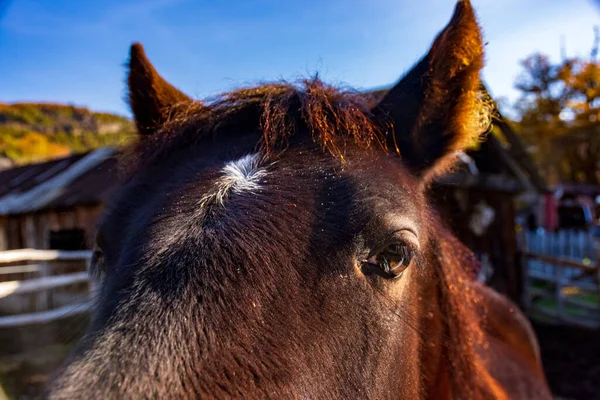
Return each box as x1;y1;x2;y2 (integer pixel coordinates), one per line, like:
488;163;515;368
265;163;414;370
0;148;119;377
0;147;118;252
429;106;547;303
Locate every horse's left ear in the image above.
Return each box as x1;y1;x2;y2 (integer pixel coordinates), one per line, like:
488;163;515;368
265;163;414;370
373;0;489;180
128;43;192;136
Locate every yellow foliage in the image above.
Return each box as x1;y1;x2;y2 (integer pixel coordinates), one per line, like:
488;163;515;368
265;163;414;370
0;131;72;164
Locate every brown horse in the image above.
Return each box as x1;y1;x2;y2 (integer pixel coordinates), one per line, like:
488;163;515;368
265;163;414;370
45;1;551;399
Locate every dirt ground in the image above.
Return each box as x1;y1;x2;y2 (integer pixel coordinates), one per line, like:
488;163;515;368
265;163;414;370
0;313;88;400
0;344;73;399
532;321;600;400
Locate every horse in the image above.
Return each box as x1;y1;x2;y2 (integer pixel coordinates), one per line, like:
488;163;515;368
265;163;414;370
45;1;552;398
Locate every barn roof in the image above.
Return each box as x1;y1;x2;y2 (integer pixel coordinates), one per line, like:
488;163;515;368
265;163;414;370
0;148;118;215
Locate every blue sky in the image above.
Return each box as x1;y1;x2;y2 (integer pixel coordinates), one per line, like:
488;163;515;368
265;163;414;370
1;0;599;117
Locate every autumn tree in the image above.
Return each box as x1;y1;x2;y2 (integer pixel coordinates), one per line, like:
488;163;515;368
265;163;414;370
513;28;600;185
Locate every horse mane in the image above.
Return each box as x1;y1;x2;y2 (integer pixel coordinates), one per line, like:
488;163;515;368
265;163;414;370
429;215;492;398
121;78;389;173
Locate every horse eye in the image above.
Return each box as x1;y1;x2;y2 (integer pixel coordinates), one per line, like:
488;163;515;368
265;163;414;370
365;243;415;279
90;244;105;280
91;246;103;265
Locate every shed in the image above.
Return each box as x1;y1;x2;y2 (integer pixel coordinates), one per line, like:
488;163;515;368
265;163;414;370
432;103;547;302
0;148;118;251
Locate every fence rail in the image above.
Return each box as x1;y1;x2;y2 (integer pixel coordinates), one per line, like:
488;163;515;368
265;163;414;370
0;249;93;327
519;230;600;329
0;301;94;328
0;272;89;298
0;248;92;263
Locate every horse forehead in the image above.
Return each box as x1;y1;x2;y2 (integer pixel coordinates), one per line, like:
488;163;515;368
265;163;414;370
202;151;413;203
221;153;267;187
199;153;269;207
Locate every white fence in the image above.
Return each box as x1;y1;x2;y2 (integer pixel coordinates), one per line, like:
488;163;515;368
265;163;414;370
0;249;93;328
521;229;596;260
519;230;600;328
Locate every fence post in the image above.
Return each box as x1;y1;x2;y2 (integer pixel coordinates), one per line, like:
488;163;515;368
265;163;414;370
37;260;50;311
521;252;530;311
555;263;564;322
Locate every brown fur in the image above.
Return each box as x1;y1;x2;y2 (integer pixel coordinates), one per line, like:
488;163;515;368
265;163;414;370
45;1;550;399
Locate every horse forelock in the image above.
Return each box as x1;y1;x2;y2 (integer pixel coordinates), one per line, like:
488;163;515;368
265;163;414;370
118;77;390;176
424;214;493;398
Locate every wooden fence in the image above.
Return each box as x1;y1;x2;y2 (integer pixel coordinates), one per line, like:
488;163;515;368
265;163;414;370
0;249;93;328
519;230;600;328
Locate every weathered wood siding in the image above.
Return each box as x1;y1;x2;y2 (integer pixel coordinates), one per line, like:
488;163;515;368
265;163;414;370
0;204;104;251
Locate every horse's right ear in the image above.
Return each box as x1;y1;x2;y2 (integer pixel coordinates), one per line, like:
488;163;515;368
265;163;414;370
372;0;488;181
128;43;192;136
